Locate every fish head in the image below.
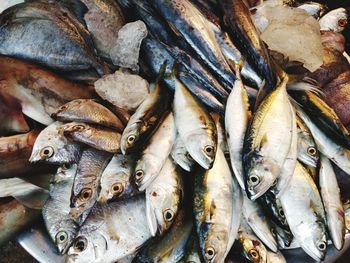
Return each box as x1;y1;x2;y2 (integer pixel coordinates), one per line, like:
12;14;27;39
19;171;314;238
60;122;92;138
240;233;268;263
297;131;319;167
185;132;217;170
70;186;99;220
98;172;129;204
29;122;81;164
120;122;143;154
134;156;161;191
320;8;348;33
52;220;79;254
171;138;194;172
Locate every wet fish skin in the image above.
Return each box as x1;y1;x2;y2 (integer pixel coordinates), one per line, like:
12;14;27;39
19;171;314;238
319;155;345;251
0;99;29;136
134;113;176;191
60;122;122;153
42;164;79;254
183;232;202;263
69;147;112;222
30;122;82;165
174;78;217;170
146;158;183;237
0;55;96;125
53;99;124;132
171;135;195;172
120;76;170;155
66;195;152;263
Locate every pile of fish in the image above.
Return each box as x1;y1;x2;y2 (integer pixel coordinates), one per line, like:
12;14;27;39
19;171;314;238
1;0;350;262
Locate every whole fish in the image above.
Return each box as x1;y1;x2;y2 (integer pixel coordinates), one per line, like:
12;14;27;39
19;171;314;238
194;148;233;263
69;148;112;222
174;78;217;169
30;122;82;165
219;0;276;99
0;1;107;81
152;0;236;90
0;56;95;125
225;69;251;190
296;116;319;167
0;99;29;136
319;155;345;251
120;74;170;154
136;209;192;262
146;158;183;236
243;76;293;200
52;99;124;132
66;195;152;263
98;154;138;204
134;113;176;191
319;8;348;33
60;122;122;153
42;164;79;254
171;135;195;172
280;162;327;261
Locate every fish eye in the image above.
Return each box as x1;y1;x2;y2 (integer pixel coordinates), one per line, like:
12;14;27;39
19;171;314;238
204;145;215;157
59;105;68;111
55;231;68;244
73;124;85;131
249;175;260;186
74;237;87;252
338;18;347;27
111;183;124;196
249;249;260;260
40;146;54;159
79;188;93;201
186;152;193;161
307;147;317;156
278;208;285;218
205;247;215;260
127;135;136;144
62;163;72;170
135;170;144;181
163;209;175;222
317;241;327;251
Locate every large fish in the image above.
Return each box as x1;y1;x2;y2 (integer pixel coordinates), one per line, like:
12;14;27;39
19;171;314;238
0;56;96;125
0;1;107;82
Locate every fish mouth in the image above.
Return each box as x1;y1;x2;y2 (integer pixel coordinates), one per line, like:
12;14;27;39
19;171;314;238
300;242;324;262
247;181;272;201
298;155;318;167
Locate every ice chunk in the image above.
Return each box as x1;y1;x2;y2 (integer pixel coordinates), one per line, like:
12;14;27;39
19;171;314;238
0;0;24;13
251;0;284;32
95;69;150;111
110;21;148;72
260;6;323;72
319;8;348;33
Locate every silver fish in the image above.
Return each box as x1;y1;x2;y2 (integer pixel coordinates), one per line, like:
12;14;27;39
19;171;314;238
134;112;176;191
171;135;195;172
266;250;286;263
174;78;217;170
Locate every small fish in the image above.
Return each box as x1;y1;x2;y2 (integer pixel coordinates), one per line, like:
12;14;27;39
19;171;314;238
134;112;176;191
194;148;234;263
146;158;183;236
42;165;79;254
66;195;152;263
52;99;124;132
171;135;195;172
280;162;327;261
30;122;82;165
60;122;122;153
296;116;319;168
69;148;112;222
120;73;170;154
319;154;345;250
319;8;348;33
174;78;217;170
98;154;139;204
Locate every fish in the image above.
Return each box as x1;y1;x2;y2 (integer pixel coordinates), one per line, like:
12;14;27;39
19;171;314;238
280;161;327;261
146;158;183;236
296;116;319;168
219;0;276;100
66;195;152;263
0;129;52;178
194;148;234;263
69;147;112;222
243;76;293;200
266;250;286;263
52;99;124;132
0;99;29;136
0;1;107;82
136;208;192;262
319;154;345;251
0;56;96;125
59;122;122;153
134;113;176;191
173;78;217;170
79;0;125;61
98;154;139;204
319;8;348;33
42;164;79;254
183;233;202;263
242;194;278;252
120;73;171;154
152;0;236;90
171;134;196;172
225;68;251;190
30;122;82;165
